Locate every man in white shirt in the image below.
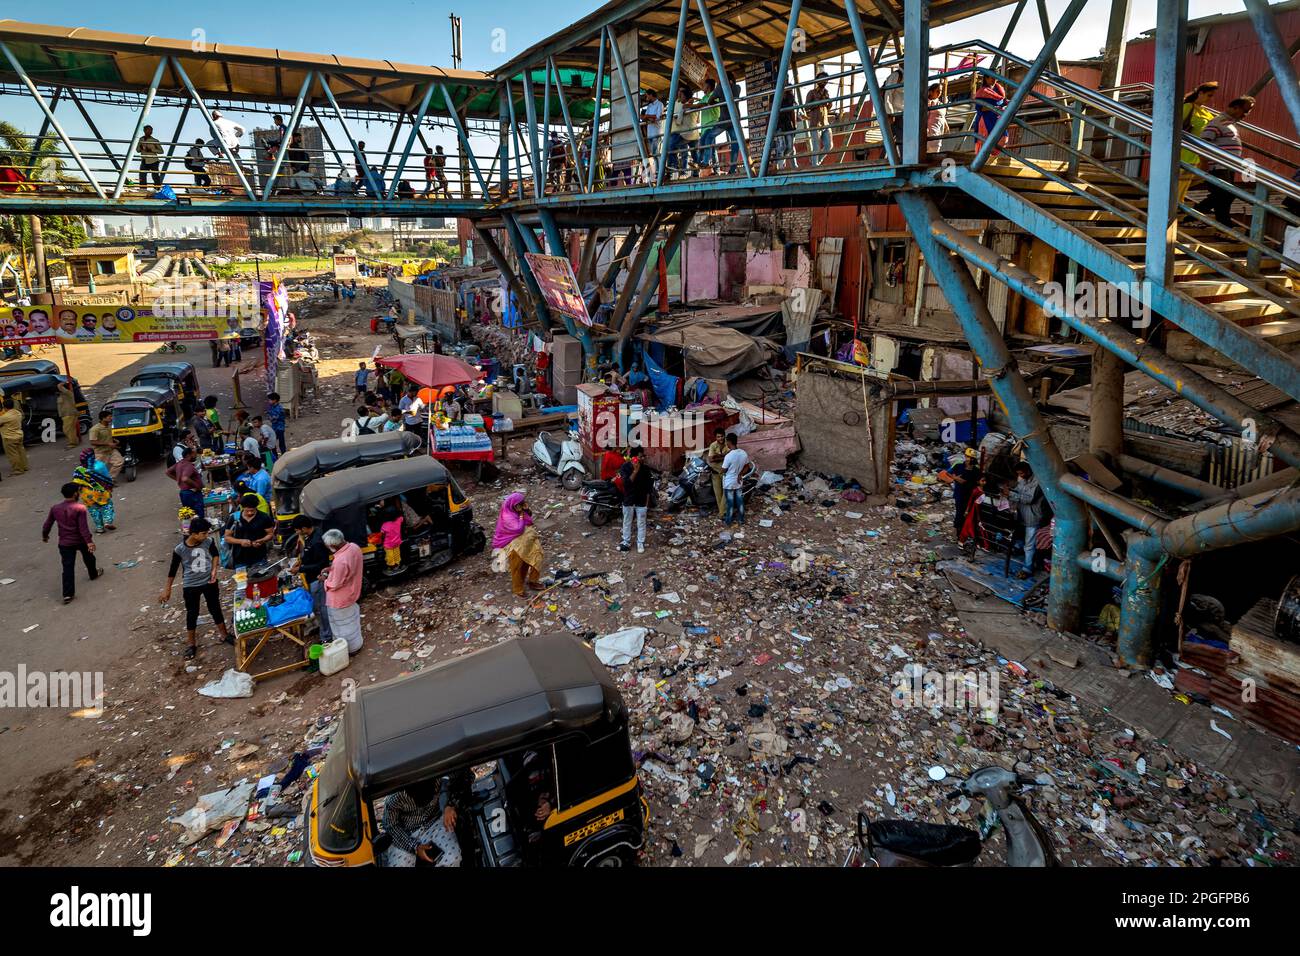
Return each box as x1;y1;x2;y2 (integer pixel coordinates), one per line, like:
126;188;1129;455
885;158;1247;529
720;433;750;526
641;89;665;168
208;111;246;157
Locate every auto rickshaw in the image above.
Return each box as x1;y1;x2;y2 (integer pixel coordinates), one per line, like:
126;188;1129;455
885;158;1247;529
298;455;485;587
270;431;421;544
100;383;180;481
0;358;60;378
130;361;201;418
0;373;91;442
306;633;648;867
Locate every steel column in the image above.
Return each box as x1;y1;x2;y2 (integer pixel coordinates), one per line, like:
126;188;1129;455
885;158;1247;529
1144;0;1187;284
0;42;107;199
114;59;167;196
318;76;384;198
760;0;804;178
23;87;63;180
898;192;1085;632
610;213;666;331
162;99;193;175
1244;0;1300;149
693;0;751;176
1119;532;1164;667
521;69;545;198
618;213;693;346
308;105;347;174
538;207;566;257
901;0;930;165
262;72;315;200
845;0;897;167
657;0;691;187
440;84;490;198
925;210;1300;471
67;90;120;173
588;32;607;193
541;68;553;187
606;26;651;170
505;82;526;190
970;0;1087;172
549;58;587;191
171;57;256;199
475;225;538;326
384;83;436;199
502;211;553;330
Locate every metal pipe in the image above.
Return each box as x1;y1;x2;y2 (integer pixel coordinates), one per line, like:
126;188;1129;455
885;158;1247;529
440;84;490;198
693;0;751;176
1060;473;1168;536
901;0;930;164
657;0;690;187
384;83;436;200
1160;487;1300;557
843;0;897;167
68;90;120;173
475;224;537;326
549;58;586;191
1;42;108;199
760;0;803;178
897;192;1086;633
263;71;315;201
618;213;693;346
501;211;552;330
1144;0;1186;283
970;0;1087;172
1244;0;1300;154
521;68;545;198
1076;550;1125;582
1193;467;1298;510
588;33;606;194
1116;454;1222;499
1119;531;1164;666
317;76;383;198
926;212;1300;470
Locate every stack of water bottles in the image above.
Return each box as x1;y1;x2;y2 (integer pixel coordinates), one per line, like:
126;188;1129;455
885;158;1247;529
435;424;492;453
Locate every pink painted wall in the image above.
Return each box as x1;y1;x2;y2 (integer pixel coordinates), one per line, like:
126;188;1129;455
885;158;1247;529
684;235;720;302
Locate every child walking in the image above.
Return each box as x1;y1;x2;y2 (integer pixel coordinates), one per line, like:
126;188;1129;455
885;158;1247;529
380;506;404;575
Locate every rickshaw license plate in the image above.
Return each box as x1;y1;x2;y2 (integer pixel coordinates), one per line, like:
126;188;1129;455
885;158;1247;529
416;542;431;557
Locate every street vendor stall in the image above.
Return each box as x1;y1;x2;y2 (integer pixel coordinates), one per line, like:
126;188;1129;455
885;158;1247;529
230;566;315;682
376;353;495;473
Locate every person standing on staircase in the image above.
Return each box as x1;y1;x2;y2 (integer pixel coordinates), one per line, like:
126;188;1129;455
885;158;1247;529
1193;95;1255;228
1178;81;1219;207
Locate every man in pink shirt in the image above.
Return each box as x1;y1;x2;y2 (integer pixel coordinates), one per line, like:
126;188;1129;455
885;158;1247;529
321;529;364;653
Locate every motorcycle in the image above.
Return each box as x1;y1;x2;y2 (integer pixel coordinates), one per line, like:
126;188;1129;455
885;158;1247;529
845;766;1058;867
582;470;659;526
532;430;587;491
665;452;760;514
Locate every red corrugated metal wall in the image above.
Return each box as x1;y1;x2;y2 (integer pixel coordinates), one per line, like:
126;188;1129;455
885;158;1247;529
810;205;865;325
1123;10;1300;173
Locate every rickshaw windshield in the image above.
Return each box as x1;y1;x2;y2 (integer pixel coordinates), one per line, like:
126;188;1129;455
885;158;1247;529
318;743;363;854
112;406;152;429
132;375;172;391
273;486;299;515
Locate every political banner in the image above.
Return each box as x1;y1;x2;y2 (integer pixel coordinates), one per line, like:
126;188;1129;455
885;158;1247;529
0;304;227;348
523;253;591;327
332;254;358;280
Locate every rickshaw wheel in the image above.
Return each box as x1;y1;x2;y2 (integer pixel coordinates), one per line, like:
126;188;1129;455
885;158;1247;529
589;846;636;867
124;462;138;483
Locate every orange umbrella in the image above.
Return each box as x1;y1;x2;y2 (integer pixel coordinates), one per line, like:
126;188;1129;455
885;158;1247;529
376;353;482;388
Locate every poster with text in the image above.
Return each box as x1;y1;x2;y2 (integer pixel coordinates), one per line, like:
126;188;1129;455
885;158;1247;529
524;253;591;327
0;305;226;348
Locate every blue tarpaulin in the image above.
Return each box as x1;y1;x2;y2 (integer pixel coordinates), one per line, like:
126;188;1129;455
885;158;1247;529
642;350;679;411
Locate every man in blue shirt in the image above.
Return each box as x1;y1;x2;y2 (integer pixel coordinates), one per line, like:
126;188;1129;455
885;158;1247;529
240;452;273;503
265;392;287;453
353;363;370;402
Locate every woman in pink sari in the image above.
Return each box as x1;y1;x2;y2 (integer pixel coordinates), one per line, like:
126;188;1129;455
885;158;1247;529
492;492;545;596
973;80;1008;159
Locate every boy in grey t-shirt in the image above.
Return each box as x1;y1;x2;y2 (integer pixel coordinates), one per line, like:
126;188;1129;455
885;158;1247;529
160;517;232;659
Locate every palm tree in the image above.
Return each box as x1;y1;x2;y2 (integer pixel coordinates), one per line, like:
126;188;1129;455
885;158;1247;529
0;120;91;291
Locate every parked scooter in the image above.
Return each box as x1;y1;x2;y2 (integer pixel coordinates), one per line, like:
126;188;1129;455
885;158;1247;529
532;430;588;491
845;766;1058;867
665;452;760;514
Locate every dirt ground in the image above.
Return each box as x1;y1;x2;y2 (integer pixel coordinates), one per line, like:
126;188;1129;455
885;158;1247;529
0;286;1293;868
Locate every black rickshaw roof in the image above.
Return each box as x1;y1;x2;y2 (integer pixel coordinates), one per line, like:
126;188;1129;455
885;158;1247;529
299;455;451;518
0;359;60;377
345;634;627;795
104;384;176;407
131;361;196;381
0;372;64;393
271;431;421;487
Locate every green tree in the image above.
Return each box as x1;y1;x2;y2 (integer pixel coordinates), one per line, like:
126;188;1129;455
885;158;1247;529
0;120;90;267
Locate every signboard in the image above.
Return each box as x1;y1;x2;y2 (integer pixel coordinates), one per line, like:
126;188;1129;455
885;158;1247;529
0;304;225;348
680;46;710;89
332;254;358;280
524;253;591;327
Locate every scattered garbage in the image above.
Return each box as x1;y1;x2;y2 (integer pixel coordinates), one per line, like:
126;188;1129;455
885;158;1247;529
198;669;255;699
593;627;648;666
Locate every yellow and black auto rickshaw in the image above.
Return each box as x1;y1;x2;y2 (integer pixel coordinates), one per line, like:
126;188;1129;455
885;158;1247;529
101;383;180;481
0;372;91;442
270;431;421;545
130;361;201;418
306;633;648;867
0;358;61;378
298;455;485;586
